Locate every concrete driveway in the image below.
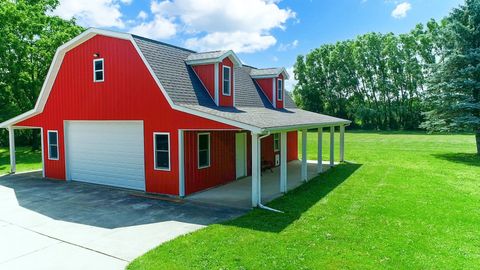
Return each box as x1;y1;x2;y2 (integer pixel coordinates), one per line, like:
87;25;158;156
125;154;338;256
0;172;245;270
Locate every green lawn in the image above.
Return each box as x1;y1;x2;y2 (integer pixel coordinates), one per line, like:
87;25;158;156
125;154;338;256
128;131;480;269
0;147;42;175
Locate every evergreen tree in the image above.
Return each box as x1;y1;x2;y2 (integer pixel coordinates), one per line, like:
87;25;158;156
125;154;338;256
421;0;480;154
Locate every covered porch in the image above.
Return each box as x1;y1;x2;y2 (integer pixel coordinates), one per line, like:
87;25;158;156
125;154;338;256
187;160;336;209
187;125;346;210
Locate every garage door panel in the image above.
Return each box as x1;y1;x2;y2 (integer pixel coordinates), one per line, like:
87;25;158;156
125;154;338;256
66;122;146;190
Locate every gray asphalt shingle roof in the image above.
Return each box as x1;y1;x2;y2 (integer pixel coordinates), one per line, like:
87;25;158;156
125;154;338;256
132;35;350;130
185;51;228;62
250;68;283;77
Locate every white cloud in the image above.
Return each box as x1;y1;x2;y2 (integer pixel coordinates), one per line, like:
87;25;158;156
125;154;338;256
285;66;297;92
186;32;276;53
130;16;177;40
120;0;133;4
133;0;295;53
391;2;411;19
52;0;126;28
137;10;148;20
277;39;298;51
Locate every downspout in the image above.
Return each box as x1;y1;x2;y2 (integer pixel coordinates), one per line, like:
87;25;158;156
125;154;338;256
257;131;284;213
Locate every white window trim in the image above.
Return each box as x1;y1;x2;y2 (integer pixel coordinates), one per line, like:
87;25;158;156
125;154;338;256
153;132;171;171
222;66;231;96
277;79;283;101
47;130;59;160
197;132;211;169
273;133;280;152
93;58;104;83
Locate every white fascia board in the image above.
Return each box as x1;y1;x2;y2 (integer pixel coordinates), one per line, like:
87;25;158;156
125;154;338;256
263;121;352;133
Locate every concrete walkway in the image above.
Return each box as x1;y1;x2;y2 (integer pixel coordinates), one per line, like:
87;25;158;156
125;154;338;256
0;172;245;270
187;160;334;209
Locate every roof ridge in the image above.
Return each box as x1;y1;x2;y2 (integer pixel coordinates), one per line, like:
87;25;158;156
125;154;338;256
132;34;197;53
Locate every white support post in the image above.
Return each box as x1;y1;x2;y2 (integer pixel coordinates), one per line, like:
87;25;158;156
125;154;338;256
340;125;345;162
251;133;260;207
8;127;16;173
301;129;307;181
330;126;335;167
280;131;287;193
317;127;323;173
178;130;185;197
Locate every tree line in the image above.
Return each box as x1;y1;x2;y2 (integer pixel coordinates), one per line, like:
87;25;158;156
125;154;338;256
292;22;441;130
293;0;479;153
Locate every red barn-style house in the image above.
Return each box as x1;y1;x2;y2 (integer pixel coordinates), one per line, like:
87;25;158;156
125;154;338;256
1;29;350;208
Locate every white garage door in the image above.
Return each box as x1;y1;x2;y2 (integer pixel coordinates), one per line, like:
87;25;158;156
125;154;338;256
66;121;145;190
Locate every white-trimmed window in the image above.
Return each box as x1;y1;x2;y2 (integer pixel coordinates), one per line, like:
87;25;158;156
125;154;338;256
273;133;280;152
154;133;170;170
47;130;59;160
277;79;283;101
222;66;231;96
198;133;210;169
93;58;104;82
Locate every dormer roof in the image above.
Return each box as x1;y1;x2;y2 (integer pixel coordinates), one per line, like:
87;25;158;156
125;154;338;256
185;50;242;66
250;67;290;80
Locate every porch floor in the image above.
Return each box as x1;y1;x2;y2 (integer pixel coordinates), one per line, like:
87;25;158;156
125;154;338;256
186;160;335;209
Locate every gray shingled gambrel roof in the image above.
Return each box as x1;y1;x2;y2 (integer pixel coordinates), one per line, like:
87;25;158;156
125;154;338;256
250;68;282;77
132;35;350;130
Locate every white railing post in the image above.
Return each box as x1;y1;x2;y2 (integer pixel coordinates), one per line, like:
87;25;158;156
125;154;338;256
340;125;345;162
9;127;16;173
330;126;335;167
251;133;260;207
280;131;287;193
317;127;323;173
301;129;307;181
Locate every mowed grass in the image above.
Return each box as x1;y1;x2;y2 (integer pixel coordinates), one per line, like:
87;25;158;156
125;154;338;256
0;147;42;175
128;131;480;269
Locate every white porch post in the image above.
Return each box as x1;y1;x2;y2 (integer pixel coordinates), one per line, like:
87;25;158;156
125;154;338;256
251;133;260;207
330;126;335;167
280;131;287;193
178;130;185;197
301;129;307;181
317;127;323;173
8;127;16;173
340;125;345;162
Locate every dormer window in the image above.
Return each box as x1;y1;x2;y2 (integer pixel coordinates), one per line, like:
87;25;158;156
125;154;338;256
223;66;231;96
277;79;283;101
94;59;104;82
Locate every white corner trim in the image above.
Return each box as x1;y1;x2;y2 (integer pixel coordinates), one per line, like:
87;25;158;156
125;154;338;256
214;63;219;105
272;78;276;108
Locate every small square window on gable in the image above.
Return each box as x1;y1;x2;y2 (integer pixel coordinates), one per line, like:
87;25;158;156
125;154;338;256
222;66;231;96
93;58;104;82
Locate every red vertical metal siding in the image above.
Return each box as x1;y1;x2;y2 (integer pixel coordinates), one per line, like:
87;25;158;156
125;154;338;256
192;64;215;100
219;58;234;107
287;131;298;161
255;78;273;103
15;35;237;195
276;74;284;109
184;131;236;195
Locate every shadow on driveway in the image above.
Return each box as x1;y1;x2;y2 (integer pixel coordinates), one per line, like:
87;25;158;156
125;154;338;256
0;172;246;229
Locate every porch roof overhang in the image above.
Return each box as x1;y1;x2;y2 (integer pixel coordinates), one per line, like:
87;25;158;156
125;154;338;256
178;104;351;134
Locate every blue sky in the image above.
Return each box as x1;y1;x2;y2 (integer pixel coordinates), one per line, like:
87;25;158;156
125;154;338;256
52;0;464;90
